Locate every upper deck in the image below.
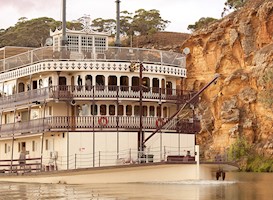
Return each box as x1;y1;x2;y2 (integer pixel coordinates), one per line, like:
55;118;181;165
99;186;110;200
0;46;186;74
0;26;187;82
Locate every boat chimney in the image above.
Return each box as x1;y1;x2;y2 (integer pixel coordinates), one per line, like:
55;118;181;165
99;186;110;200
61;0;68;46
115;0;121;46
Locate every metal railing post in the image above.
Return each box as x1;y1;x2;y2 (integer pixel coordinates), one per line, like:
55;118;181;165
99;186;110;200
75;154;77;169
99;151;101;167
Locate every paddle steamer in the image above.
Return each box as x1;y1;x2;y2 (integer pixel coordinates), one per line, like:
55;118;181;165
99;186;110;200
0;1;236;184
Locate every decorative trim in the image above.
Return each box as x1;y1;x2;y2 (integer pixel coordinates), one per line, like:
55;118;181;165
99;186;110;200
0;61;187;82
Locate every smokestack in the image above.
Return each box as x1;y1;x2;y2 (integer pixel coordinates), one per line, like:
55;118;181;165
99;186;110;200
61;0;67;46
115;0;121;46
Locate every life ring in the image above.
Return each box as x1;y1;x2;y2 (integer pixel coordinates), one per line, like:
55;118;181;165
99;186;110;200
156;118;164;127
98;116;108;126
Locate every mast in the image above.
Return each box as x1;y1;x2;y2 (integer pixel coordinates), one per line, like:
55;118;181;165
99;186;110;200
61;0;67;46
115;0;121;46
143;74;220;146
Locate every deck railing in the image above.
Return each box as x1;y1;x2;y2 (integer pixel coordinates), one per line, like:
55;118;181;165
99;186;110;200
0;157;41;173
0;86;197;109
0;146;197;173
0;116;200;137
0;46;186;73
0;146;237;174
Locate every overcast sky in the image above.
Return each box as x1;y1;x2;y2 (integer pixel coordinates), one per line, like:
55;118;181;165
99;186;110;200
0;0;227;33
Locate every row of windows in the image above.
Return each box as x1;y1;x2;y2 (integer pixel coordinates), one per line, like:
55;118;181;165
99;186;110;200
79;104;169;117
4;140;51;154
65;35;106;53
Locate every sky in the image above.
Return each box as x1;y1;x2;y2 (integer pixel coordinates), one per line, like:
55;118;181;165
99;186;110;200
0;0;227;33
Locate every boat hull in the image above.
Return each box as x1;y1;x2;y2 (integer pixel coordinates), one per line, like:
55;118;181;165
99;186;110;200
0;162;238;184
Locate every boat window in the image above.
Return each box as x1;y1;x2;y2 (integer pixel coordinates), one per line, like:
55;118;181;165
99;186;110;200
166;81;172;95
149;106;155;116
143;106;148;116
126;105;132;116
94;37;106;53
77;105;82;116
59;77;67;90
85;75;92;91
142;77;150;92
118;105;124;116
32;141;35;152
67;35;79;52
132;76;139;91
18;82;25;93
120;76;129;91
161;79;165;94
152;78;159;93
96;75;105;90
77;75;82;86
39;79;43;88
81;36;93;52
45;139;49;151
134;106;140;116
32;80;38;89
108;76;117;91
109;105;115;115
21;111;29;121
100;105;106;116
91;105;98;115
163;107;168;118
19;142;26;153
157;106;161;117
81;104;89;116
4;143;7;154
48;77;52;86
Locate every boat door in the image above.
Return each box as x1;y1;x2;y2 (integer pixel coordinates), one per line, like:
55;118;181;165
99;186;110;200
59;76;67;90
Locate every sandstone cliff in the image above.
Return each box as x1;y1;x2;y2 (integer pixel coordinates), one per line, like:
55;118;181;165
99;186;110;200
181;0;273;158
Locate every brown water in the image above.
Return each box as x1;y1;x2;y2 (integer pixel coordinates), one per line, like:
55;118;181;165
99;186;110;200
0;172;272;200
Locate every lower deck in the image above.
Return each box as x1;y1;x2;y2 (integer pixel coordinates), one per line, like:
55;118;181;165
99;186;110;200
0;161;238;184
0;131;196;171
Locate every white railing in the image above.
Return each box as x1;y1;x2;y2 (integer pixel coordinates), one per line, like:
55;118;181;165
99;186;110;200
0;46;186;72
41;146;196;171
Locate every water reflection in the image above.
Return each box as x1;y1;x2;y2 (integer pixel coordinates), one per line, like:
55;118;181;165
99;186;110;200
0;173;272;200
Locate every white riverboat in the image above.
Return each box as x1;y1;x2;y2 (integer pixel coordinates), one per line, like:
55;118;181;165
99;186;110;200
0;2;237;184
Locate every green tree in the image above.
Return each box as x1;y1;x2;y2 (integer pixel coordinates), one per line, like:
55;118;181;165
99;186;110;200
120;11;133;36
92;18;116;35
187;17;217;32
225;0;247;9
222;0;248;17
131;9;170;35
0;17;60;47
228;137;250;161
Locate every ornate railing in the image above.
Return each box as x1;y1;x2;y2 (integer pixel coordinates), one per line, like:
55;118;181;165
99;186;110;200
0;86;197;109
0;116;200;137
0;46;186;73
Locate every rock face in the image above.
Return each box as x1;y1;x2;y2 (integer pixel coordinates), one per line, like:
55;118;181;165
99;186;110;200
182;0;273;156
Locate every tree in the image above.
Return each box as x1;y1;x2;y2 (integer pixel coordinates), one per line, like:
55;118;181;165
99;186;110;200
0;17;60;47
17;17;28;24
92;18;116;35
222;0;248;17
120;11;133;36
187;17;217;32
225;0;247;9
131;9;170;35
